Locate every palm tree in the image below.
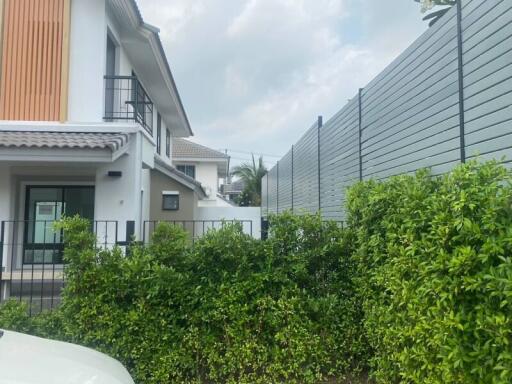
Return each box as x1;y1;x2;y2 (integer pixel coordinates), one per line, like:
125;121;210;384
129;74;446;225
415;0;456;27
231;155;267;207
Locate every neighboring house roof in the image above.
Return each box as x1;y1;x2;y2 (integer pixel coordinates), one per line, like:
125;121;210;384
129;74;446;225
172;139;229;179
172;138;229;160
0;131;130;151
108;0;192;137
154;156;207;199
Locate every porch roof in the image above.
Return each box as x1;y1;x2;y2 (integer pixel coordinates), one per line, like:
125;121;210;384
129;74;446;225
0;131;130;151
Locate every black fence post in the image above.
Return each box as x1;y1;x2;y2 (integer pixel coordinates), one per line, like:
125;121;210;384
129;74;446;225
276;161;279;213
291;145;294;213
456;0;466;163
261;218;269;240
126;220;135;244
266;172;269;217
358;88;363;181
317;115;323;212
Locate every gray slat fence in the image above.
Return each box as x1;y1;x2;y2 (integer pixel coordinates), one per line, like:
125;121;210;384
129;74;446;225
261;0;512;221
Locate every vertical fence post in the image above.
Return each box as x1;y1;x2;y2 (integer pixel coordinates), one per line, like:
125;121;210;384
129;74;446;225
317;115;323;212
126;221;135;244
456;0;466;163
358;88;363;181
266;173;269;217
291;145;294;213
276;161;279;214
261;218;268;240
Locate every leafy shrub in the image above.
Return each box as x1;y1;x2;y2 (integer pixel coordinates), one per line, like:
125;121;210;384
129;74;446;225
347;160;512;384
0;214;362;384
0;300;64;340
0;300;32;333
2;160;509;384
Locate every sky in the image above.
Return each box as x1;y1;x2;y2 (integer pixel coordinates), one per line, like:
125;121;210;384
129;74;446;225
137;0;428;167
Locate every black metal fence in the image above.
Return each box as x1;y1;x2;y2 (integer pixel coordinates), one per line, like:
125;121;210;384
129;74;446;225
104;75;154;135
142;220;254;244
0;219;255;314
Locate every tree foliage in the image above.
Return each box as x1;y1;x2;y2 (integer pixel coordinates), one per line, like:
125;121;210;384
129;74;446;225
231;155;267;207
415;0;456;27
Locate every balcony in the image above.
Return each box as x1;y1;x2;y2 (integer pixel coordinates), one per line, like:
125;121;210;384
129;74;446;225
104;75;153;135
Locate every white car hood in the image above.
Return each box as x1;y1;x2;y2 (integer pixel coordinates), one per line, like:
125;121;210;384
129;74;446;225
0;330;134;384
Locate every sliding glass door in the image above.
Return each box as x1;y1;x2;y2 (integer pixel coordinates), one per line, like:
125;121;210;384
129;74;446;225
23;186;94;264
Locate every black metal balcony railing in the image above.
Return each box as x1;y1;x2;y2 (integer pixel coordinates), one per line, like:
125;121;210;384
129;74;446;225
104;75;153;135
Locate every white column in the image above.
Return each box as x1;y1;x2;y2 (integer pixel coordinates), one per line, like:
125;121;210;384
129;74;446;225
94;133;143;243
0;166;12;289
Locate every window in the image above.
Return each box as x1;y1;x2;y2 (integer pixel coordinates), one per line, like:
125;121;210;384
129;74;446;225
177;165;196;179
104;34;117;121
166;129;171;157
24;186;94;264
156;113;162;155
162;192;179;211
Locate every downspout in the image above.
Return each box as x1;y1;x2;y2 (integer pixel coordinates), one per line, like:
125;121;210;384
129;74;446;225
138;131;144;238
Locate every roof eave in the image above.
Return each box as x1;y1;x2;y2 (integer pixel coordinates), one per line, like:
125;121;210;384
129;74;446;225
115;0;193;137
154;157;207;199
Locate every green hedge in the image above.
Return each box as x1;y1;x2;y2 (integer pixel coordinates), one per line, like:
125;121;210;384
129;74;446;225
347;161;512;383
1;160;511;383
0;214;364;384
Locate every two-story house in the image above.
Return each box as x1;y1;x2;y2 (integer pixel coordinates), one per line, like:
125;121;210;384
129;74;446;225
172;139;233;207
0;0;211;304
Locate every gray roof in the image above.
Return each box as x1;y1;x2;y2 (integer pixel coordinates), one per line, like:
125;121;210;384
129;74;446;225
0;132;130;151
172;138;229;160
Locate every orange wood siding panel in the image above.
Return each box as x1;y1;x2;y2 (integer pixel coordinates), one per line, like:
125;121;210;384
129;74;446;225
0;0;65;121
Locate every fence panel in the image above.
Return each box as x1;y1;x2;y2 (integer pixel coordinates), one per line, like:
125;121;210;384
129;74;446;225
319;97;359;221
277;148;293;212
292;123;319;214
462;0;512;164
262;0;512;220
361;5;461;179
0;220;119;315
267;166;278;214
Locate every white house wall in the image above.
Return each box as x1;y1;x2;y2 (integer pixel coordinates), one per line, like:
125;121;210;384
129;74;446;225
195;163;219;199
68;0;165;126
141;168;151;231
195;207;261;239
68;0;107;123
0;166;13;222
94;133;143;240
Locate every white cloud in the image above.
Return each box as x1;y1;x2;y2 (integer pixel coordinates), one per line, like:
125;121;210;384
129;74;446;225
137;0;427;164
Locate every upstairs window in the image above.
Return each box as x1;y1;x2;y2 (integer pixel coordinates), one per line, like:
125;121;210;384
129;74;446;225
156;113;162;155
166;129;171;157
177;165;196;179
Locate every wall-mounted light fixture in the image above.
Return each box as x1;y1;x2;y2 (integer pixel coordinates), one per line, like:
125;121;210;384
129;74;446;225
107;171;122;177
